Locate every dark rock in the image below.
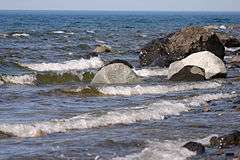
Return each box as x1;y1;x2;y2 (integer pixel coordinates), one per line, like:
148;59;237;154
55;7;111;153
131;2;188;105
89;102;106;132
225;152;235;158
183;141;205;154
105;59;133;69
83;52;99;59
168;65;205;81
0;131;14;139
224;38;240;48
210;130;240;148
216;32;240;47
140;26;225;67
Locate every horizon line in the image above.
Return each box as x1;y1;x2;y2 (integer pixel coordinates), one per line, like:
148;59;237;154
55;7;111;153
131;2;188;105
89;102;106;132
0;9;240;12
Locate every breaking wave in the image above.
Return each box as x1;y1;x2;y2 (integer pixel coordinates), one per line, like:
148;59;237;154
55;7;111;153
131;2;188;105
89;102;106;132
20;57;104;72
0;93;235;138
99;82;222;96
0;71;94;85
133;68;168;77
113;134;218;160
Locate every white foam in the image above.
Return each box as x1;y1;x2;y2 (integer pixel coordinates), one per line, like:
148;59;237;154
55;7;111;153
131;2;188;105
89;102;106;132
86;30;95;34
12;33;30;37
65;32;74;35
0;33;8;38
219;25;227;30
52;31;65;34
183;93;235;106
113;134;219;160
99;82;221;96
196;134;218;146
21;57;104;71
1;75;36;85
0;92;236;138
0;101;188;137
113;140;195;160
225;47;240;52
96;40;106;44
133;68;168;77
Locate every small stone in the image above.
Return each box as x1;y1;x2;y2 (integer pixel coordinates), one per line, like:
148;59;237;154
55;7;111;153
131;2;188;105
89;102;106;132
234;106;240;112
203;102;210;112
94;45;112;53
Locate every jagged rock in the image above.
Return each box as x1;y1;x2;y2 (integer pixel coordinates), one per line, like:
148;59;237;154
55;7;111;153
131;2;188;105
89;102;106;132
183;141;205;154
210;130;240;148
91;60;138;84
140;26;225;67
168;51;227;81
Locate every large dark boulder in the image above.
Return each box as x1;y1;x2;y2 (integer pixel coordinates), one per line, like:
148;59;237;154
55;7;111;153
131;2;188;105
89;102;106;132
140;27;225;67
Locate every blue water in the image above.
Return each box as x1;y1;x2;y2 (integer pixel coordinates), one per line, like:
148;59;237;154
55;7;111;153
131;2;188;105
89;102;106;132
0;11;240;160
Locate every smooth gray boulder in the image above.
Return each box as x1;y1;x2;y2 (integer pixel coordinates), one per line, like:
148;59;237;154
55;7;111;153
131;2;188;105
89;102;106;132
91;61;138;84
168;51;227;81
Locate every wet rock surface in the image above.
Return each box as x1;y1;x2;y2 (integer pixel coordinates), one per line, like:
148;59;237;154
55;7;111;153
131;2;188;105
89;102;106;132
140;26;225;67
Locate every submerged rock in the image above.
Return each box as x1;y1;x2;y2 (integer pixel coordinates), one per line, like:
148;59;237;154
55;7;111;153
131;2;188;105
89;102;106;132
61;86;103;97
183;141;205;154
91;60;138;84
168;51;227;81
210;130;240;148
36;72;81;84
140;26;225;67
82;72;95;82
94;44;112;53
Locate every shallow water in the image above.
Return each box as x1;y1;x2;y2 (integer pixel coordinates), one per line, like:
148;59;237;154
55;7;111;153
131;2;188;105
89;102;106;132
0;11;240;160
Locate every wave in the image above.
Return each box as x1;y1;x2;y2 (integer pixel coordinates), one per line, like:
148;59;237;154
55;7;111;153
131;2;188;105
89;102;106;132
20;57;104;72
0;71;95;85
133;68;168;77
52;30;65;34
11;33;30;37
86;30;95;34
52;31;74;35
99;82;222;96
0;75;36;85
0;33;8;38
0;93;235;138
225;47;240;52
113;141;194;160
113;134;217;160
